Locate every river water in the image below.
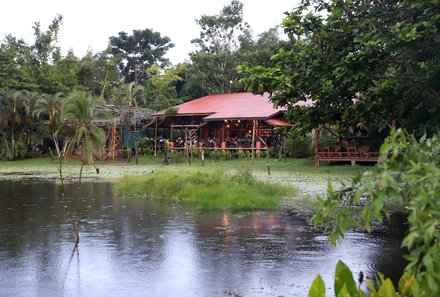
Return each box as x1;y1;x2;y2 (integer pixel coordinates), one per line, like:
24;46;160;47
0;180;406;297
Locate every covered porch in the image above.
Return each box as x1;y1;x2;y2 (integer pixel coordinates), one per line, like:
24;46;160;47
150;92;293;153
152;115;291;151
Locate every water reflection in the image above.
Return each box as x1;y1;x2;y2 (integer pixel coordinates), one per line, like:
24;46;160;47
0;180;406;296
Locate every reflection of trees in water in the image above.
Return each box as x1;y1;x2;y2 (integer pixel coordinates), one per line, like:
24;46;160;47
360;212;407;285
0;181;407;295
189;210;325;291
0;181;64;256
0;181;173;293
0;181;70;296
190;210;406;293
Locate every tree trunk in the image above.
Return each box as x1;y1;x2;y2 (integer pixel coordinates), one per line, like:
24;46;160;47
154;118;158;157
10;124;15;160
314;126;321;167
79;162;84;183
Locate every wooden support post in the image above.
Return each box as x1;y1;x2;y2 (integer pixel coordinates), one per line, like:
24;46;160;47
112;118;116;160
251;120;256;160
154;117;158;157
314;125;321;167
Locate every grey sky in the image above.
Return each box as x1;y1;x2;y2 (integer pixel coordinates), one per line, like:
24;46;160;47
0;0;299;64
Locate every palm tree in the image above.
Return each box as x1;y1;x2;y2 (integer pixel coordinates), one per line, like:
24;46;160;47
1;90;24;159
34;92;64;156
21;90;44;154
22;90;42;123
62;91;109;179
0;92;10;156
35;92;64;130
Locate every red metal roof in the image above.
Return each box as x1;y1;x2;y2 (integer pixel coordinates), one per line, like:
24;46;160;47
155;92;287;120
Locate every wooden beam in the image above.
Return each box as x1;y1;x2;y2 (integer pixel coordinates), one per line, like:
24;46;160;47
251;120;256;160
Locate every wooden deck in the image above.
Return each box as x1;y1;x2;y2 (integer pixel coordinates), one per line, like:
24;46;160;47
315;146;379;166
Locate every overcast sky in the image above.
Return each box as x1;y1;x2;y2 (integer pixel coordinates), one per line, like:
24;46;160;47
0;0;299;64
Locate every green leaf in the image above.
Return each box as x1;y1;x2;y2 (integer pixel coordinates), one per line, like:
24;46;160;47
308;274;326;297
334;260;357;296
336;284;351;297
377;279;395;297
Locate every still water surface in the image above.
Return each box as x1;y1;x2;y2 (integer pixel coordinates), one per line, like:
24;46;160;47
0;180;406;297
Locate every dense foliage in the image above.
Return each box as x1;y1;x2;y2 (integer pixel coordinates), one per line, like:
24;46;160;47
184;0;290;98
240;0;440;136
109;29;174;84
312;129;440;296
0;1;290;159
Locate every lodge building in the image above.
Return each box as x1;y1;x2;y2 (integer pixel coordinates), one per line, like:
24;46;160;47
152;92;292;150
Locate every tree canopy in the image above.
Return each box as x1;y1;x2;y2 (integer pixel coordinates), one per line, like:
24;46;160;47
109;29;174;84
240;0;440;136
184;0;289;98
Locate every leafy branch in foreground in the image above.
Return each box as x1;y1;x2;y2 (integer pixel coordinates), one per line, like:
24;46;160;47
309;260;417;297
311;129;440;296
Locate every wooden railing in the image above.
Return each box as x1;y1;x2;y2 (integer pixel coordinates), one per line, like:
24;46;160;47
315;146;379;166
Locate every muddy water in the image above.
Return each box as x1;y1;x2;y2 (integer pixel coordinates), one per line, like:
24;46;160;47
0;180;406;297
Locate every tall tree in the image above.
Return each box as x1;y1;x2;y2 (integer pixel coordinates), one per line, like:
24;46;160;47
240;0;440;136
185;1;288;98
1;90;24;159
144;65;182;110
188;0;247;96
0;35;37;91
62;91;108;169
76;49;121;98
21;90;44;154
109;29;174;84
192;0;246;54
34;92;65;156
31;15;63;66
25;15;81;94
239;26;290;68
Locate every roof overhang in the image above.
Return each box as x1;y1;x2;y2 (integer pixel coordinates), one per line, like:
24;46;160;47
265;118;293;127
203;111;284;122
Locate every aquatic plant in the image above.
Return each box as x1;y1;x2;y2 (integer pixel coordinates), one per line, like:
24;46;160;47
115;167;298;211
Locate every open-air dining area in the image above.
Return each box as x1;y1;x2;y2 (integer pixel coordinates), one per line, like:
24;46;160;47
150;92;292;152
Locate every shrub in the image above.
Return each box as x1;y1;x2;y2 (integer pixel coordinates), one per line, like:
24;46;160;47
284;134;313;158
312;129;440;296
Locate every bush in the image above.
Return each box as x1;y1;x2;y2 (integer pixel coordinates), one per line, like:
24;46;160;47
284;134;313;158
312;129;440;296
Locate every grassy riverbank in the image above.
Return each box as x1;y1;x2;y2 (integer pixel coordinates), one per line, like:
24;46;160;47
0;156;365;211
116;168;298;211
